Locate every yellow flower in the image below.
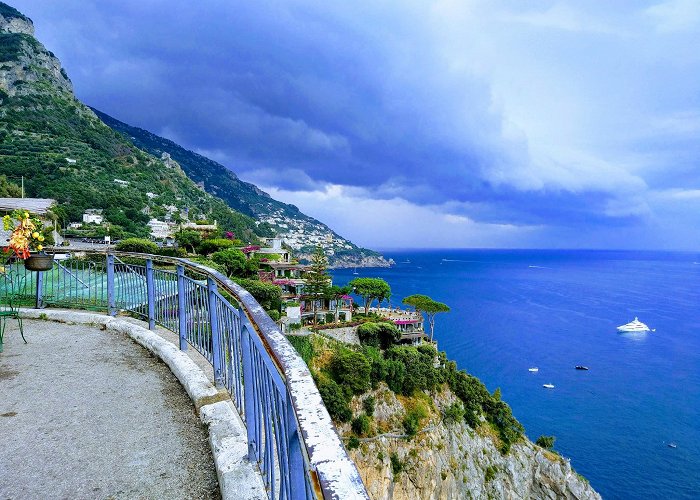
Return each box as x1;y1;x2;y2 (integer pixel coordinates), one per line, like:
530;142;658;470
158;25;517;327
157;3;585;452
32;231;39;238
37;244;43;251
38;235;45;241
23;211;29;219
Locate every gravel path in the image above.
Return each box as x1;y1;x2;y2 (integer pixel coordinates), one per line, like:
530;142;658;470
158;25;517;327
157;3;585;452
0;319;219;500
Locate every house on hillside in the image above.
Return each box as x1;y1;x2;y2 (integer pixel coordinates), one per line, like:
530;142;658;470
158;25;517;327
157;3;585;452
148;219;174;239
82;209;103;224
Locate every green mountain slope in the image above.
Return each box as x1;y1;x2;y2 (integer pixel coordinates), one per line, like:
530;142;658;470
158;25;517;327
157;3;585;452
92;109;389;266
0;4;264;241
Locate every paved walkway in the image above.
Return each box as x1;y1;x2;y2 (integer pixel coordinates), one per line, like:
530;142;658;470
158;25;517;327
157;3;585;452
0;319;219;499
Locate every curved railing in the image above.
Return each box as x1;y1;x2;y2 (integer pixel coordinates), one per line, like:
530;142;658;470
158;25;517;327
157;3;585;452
6;250;368;500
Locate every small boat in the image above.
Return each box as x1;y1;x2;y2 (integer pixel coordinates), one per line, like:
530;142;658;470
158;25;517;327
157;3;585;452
528;367;539;372
617;317;650;333
668;443;677;449
575;366;589;370
352;267;359;275
543;383;555;389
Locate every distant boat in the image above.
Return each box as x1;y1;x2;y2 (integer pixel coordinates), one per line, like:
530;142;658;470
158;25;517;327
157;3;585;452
668;443;677;449
543;383;555;389
352;267;359;275
528;367;539;372
575;366;589;370
617;317;650;333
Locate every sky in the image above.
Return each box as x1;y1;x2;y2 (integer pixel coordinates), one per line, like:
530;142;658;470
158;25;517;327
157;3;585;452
12;0;700;250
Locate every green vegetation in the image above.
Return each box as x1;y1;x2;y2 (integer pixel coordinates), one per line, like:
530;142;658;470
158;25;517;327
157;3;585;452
287;330;524;453
484;465;498;482
115;238;158;254
233;278;282;311
348;277;391;313
390;452;405;477
0;28;265;242
303;246;331;326
536;435;556;450
403;294;450;342
0;2;29;20
351;414;371;436
362;395;375;416
286;336;314;365
347;436;360;450
356;321;400;349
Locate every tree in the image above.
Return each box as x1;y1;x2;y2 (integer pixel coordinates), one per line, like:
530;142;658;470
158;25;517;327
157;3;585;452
402;294;450;342
234;278;282;311
115;238;158;254
357;321;401;349
212;248;248;277
174;229;201;254
0;175;21;197
349;277;391;314
536;435;556;450
303;246;331;326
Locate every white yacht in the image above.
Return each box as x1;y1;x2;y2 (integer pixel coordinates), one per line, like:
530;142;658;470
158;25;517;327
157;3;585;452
528;367;539;372
617;317;650;333
543;383;555;389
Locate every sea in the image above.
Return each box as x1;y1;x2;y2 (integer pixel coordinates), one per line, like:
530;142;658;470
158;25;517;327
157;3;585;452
331;249;700;499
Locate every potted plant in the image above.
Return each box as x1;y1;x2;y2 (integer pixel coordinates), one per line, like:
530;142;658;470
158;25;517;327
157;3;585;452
2;209;53;271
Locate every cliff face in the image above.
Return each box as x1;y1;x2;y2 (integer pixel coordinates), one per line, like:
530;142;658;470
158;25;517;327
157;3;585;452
345;387;600;500
0;12;73;97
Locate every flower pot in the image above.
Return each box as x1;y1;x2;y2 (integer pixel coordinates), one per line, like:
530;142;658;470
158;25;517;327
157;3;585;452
24;254;54;271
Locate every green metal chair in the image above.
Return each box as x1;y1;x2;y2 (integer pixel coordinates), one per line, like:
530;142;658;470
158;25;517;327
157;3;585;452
0;262;27;353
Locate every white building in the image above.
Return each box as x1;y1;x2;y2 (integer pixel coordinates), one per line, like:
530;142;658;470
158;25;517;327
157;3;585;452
82;209;103;224
148;219;173;239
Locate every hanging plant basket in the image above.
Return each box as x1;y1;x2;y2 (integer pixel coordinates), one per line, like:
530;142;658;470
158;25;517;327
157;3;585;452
24;254;54;271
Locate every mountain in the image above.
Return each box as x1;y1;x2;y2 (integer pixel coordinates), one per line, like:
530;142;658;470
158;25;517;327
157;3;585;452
0;4;264;241
92;108;391;268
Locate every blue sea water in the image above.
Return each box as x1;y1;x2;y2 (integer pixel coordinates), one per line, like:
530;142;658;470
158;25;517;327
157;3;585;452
331;249;700;499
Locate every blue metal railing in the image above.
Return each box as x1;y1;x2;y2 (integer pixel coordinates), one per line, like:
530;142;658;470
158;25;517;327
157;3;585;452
3;251;368;500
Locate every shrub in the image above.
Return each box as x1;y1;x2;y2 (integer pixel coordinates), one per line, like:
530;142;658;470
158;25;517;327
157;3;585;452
234;278;282;311
267;309;281;322
442;401;465;424
211;248;248;276
385;345;440;396
357;321;401;349
347;436;360;450
390;453;404;477
363;395;375;417
402;400;429;438
316;377;351;422
287;335;314;365
198;238;234;255
485;465;498;482
329;349;371;394
325;312;335;323
351;414;371;436
158;246;187;257
115;237;158;254
536;435;556;450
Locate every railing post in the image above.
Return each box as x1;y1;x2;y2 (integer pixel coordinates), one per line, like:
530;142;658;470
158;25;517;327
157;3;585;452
146;258;155;330
35;270;44;309
207;277;223;387
177;265;187;351
286;390;307;497
241;319;258;462
106;254;116;316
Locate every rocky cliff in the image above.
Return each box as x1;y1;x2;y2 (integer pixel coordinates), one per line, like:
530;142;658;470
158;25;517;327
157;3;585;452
344;386;600;500
0;8;72;97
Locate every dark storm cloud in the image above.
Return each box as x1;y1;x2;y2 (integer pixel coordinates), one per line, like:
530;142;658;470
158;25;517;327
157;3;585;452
11;0;700;247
